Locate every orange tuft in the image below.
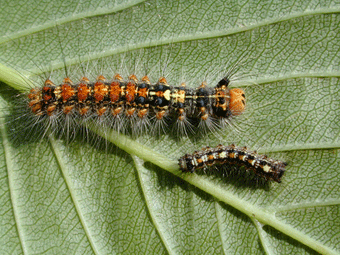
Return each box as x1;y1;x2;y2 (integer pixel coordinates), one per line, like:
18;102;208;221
141;76;150;84
158;77;167;84
138;87;148;98
125;82;136;103
44;79;54;86
96;75;106;82
97;107;107;116
111;107;122;116
126;108;136;116
137;109;148;118
80;76;90;84
110;81;121;102
63;105;74;114
79;106;89;116
63;77;73;85
61;84;75;102
94;82;108;102
128;74;138;83
46;105;56;116
114;73;123;81
77;83;91;102
156;110;166;120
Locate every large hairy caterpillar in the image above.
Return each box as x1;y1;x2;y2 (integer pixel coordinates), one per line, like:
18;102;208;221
25;72;245;136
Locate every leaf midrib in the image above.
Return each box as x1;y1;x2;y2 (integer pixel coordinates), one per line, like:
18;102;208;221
92;125;338;254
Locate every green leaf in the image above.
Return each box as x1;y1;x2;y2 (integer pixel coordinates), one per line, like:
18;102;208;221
0;0;340;254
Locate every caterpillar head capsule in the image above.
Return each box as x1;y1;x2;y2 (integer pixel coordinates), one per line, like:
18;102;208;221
229;88;245;116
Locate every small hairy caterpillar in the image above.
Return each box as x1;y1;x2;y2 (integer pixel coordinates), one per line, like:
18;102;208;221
179;144;286;183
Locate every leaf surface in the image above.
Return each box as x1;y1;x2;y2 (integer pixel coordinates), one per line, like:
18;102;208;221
0;0;339;254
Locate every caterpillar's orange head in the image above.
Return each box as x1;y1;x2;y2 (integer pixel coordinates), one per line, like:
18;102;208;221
229;88;246;115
